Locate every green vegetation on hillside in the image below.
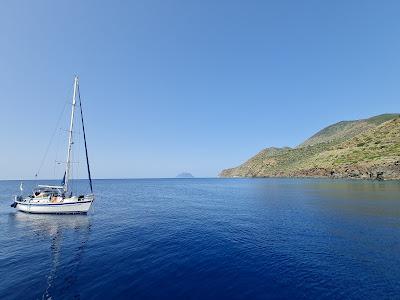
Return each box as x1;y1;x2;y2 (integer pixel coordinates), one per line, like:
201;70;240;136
220;114;400;180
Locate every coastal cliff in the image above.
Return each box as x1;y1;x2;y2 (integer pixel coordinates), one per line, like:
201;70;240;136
220;114;400;180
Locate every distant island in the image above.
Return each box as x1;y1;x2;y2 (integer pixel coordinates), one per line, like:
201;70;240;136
220;114;400;180
176;172;194;178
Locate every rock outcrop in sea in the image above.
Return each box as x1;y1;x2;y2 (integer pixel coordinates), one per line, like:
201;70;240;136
176;172;194;178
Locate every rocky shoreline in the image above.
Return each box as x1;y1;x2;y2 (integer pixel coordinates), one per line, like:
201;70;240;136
221;164;400;180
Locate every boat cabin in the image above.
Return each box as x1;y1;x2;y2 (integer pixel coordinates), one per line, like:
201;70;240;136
32;185;64;198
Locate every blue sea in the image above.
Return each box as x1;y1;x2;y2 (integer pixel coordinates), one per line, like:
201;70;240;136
1;178;400;299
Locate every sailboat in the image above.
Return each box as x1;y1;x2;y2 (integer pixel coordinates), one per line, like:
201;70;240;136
11;76;94;214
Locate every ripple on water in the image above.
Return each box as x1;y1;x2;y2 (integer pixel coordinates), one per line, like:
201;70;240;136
0;178;400;299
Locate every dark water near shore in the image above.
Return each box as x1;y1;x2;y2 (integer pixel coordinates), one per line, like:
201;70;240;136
1;178;400;299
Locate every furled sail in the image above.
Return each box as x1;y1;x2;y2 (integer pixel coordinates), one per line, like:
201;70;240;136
61;171;66;186
77;85;93;193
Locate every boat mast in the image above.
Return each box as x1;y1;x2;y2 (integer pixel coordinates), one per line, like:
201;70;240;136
64;76;78;194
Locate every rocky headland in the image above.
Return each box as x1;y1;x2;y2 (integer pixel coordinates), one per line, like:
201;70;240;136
220;114;400;180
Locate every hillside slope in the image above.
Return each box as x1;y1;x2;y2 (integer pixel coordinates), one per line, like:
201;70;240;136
220;114;400;180
299;114;399;147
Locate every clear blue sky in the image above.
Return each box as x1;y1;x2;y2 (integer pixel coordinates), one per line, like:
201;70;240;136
1;0;400;179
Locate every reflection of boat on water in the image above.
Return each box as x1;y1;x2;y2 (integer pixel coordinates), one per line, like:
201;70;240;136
12;213;91;299
13;212;91;235
11;76;94;214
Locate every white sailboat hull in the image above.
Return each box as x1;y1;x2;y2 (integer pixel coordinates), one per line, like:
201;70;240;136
16;196;94;214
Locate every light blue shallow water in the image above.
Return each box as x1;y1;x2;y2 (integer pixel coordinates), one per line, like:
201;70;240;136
0;178;400;299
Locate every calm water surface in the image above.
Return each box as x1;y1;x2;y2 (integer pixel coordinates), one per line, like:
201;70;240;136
1;178;400;299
